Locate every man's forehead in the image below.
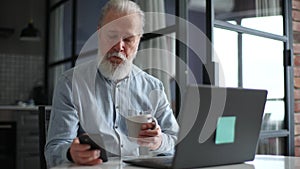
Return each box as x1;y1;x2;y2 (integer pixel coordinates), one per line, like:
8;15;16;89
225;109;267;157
103;29;139;37
101;11;142;33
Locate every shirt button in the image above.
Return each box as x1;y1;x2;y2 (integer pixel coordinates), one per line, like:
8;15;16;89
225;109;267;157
115;106;119;109
121;144;124;148
115;126;118;129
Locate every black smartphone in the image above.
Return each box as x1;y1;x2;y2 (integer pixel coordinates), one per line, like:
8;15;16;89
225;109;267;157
78;134;108;162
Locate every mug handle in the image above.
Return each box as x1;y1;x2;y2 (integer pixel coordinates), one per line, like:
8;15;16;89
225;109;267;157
151;117;158;130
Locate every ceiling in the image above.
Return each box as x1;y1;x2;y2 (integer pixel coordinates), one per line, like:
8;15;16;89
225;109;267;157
0;0;46;55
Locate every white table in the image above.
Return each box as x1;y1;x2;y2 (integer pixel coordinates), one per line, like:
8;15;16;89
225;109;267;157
51;155;300;169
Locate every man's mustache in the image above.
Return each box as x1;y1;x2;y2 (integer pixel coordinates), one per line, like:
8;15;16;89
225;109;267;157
106;52;127;61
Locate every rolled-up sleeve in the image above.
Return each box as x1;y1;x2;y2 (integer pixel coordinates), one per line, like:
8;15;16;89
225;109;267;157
45;73;79;167
151;82;179;154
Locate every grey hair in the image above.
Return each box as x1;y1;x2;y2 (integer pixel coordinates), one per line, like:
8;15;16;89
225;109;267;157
98;0;145;33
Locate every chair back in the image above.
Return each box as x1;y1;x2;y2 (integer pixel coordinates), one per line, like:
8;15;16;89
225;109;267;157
38;106;51;169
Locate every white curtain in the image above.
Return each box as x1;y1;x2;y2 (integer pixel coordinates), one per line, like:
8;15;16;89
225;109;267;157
134;0;175;102
49;6;65;93
256;0;281;16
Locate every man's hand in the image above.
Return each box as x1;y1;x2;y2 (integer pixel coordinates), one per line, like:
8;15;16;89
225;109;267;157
137;121;162;150
69;138;103;165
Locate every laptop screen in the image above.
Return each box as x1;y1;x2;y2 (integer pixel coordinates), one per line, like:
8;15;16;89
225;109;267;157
173;85;267;168
124;85;267;169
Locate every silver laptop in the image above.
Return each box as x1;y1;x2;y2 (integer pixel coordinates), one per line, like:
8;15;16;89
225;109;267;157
123;85;268;169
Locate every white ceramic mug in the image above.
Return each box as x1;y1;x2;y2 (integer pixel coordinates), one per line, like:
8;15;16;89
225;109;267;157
126;114;156;139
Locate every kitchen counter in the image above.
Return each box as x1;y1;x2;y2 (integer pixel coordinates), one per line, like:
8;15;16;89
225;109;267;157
0;105;51;111
0;105;38;111
0;105;51;122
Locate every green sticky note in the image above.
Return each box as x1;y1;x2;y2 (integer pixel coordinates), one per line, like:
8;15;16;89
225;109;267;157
215;116;236;144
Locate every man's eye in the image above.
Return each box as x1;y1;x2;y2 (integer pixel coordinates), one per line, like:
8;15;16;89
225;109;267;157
124;38;133;43
124;37;135;43
107;34;118;40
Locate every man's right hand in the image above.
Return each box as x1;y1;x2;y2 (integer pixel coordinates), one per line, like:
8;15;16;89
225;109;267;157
69;138;103;165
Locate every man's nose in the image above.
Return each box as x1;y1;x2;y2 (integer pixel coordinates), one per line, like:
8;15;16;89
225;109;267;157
112;39;125;52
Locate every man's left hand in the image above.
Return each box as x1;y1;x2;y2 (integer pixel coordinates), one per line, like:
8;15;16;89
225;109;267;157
137;122;162;150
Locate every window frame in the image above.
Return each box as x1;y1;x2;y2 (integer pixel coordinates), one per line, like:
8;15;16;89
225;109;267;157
210;0;294;155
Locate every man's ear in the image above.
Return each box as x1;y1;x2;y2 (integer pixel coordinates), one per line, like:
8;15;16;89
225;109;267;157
136;35;142;45
97;28;102;38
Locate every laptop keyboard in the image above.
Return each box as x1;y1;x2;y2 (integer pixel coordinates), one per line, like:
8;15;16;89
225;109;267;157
123;156;173;169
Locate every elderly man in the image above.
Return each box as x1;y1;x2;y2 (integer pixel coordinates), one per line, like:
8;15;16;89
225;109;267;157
45;0;179;167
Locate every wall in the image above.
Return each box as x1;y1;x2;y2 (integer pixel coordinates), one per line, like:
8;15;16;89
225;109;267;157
293;0;300;156
0;0;45;55
0;54;43;105
0;0;45;105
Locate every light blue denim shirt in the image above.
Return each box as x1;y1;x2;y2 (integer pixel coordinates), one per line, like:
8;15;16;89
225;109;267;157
45;61;179;167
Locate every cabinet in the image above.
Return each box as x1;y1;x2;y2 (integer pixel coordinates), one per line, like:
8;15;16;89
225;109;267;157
15;110;40;169
0;107;40;169
0;122;16;169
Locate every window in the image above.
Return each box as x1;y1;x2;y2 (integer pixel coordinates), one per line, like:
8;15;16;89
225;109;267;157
212;0;294;155
46;0;108;99
46;0;294;156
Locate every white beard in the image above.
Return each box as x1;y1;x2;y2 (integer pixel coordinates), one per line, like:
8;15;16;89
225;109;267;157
98;51;135;81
